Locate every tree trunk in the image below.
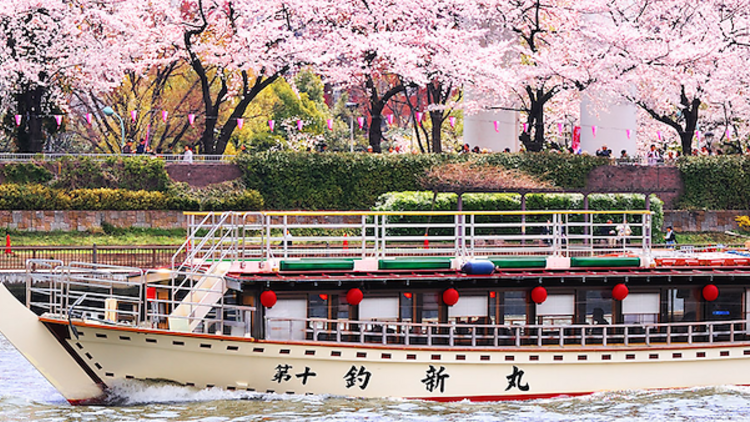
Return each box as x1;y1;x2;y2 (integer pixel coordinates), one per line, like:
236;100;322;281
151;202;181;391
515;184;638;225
430;110;442;153
365;76;404;153
15;85;46;153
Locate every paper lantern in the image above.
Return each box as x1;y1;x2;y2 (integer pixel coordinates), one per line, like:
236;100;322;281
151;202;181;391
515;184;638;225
403;292;413;299
260;290;277;308
702;284;719;302
318;294;328;301
531;286;547;304
346;288;363;306
612;283;629;301
442;288;459;306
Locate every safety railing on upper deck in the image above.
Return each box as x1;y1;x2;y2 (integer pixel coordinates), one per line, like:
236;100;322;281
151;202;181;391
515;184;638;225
26;260;256;337
266;316;750;348
180;209;652;265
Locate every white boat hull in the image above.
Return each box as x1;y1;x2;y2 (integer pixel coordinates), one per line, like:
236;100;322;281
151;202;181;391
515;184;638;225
41;317;750;402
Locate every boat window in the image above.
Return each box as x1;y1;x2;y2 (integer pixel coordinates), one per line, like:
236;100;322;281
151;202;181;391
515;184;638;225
622;293;659;324
536;294;574;326
667;288;699;323
335;294;349;320
360;297;399;321
448;296;488;324
400;292;413;321
585;290;612;325
503;291;527;325
419;292;440;323
706;288;742;321
265;299;307;341
309;294;329;319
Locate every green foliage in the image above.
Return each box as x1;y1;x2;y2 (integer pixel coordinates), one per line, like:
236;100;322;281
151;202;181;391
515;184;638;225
108;156;172;192
676;156;750;210
54;156;112;189
2;162;54;184
238;152;445;210
67;188;170;210
0;184;70;210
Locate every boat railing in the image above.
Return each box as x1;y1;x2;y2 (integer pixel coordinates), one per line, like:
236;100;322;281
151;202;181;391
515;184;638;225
265;316;750;348
25;260;257;338
181;210;653;263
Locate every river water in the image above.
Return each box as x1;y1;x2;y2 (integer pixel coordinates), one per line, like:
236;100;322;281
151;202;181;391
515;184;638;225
2;334;750;421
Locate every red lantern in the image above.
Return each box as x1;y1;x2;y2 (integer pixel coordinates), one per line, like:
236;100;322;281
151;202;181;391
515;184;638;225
443;288;459;306
346;288;363;306
260;290;277;308
403;292;413;299
319;294;329;301
612;283;629;301
702;284;719;302
531;286;548;304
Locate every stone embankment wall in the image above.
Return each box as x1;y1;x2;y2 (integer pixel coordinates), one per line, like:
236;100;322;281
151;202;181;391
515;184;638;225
663;210;749;233
0;210;187;231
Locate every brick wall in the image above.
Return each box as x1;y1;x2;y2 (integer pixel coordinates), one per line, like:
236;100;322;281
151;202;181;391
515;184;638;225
585;165;684;209
166;163;243;188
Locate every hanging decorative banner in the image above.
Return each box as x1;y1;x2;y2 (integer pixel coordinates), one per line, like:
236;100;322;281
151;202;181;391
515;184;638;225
188;114;195;126
626;129;632;139
162;110;168;123
297;119;303;131
14;115;21;126
86;113;93;125
146;123;151;143
387;114;394;125
449;116;456;128
592;125;597;138
237;118;244;130
657;130;662;141
326;119;333;130
130;110;137;122
493;121;499;132
726;129;731;139
268;120;275;132
416;112;423;125
557;122;563;134
572;126;581;152
54;115;62;128
695;130;700;140
523;123;528;133
357;116;364;129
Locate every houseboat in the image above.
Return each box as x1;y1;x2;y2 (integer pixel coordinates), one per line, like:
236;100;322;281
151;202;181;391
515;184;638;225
1;209;750;404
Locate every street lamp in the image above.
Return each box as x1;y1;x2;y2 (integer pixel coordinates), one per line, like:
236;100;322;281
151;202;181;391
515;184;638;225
345;102;357;153
102;106;125;149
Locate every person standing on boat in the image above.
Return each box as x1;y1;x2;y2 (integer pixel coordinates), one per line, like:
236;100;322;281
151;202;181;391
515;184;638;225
664;226;677;248
616;218;631;247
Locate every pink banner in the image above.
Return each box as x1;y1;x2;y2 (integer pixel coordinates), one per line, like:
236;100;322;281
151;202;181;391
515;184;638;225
130;110;137;122
387;114;394;125
572;126;581;152
449;116;456;128
493;121;499;132
54;115;62;128
237;118;244;130
416;112;422;124
162;110;168;122
523;123;528;133
297;120;303;131
592;125;597;137
188;114;195;126
657;130;662;141
327;119;333;130
557;122;563;134
14;115;21;126
726;129;731;139
626;129;631;139
695;130;700;140
269;120;275;132
86;113;92;125
357;117;364;129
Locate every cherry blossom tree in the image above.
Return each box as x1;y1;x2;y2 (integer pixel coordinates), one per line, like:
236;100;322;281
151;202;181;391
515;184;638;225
0;0;176;152
596;0;750;155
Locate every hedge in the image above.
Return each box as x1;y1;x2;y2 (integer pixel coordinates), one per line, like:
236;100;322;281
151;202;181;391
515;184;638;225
237;152;608;210
373;191;663;237
676;156;750;210
0;184;264;211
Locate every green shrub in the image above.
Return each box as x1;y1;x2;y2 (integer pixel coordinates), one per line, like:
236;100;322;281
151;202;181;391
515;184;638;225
0;184;70;210
53;156;112;190
2;162;53;184
108;156;172;192
677;156;750;210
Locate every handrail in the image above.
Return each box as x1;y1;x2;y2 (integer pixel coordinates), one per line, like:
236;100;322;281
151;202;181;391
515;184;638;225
265;316;749;348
